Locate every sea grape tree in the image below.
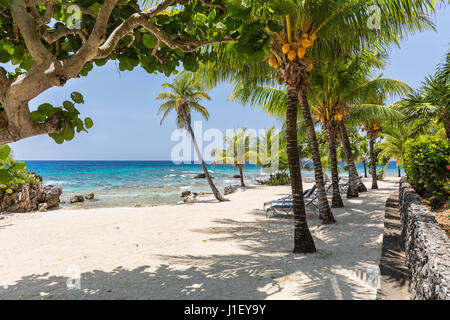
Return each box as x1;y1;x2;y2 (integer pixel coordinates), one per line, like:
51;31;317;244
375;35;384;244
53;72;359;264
0;0;270;145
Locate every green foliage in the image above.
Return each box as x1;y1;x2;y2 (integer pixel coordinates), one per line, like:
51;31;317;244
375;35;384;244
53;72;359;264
0;1;272;80
265;172;291;186
404;137;450;209
0;145;39;185
30;92;91;144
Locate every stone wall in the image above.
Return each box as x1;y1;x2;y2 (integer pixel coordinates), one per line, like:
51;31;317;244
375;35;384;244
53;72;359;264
399;177;450;300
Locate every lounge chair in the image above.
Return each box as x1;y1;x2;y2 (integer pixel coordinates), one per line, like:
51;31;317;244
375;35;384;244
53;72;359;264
264;185;318;217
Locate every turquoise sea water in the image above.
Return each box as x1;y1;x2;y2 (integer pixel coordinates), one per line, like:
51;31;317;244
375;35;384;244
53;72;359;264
25;160;403;208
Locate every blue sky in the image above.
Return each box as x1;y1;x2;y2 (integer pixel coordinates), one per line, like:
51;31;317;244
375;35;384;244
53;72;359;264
11;6;450;161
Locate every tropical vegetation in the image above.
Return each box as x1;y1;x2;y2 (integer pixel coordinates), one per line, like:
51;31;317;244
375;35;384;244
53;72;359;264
0;0;448;254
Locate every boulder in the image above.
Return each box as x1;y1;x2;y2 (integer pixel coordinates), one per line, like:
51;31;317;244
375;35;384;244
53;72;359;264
85;193;95;200
181;191;191;198
183;195;197;203
42;185;62;208
0;175;62;213
70;195;85;203
0;181;40;213
194;173;206;179
233;175;241;179
224;185;238;195
38;203;48;212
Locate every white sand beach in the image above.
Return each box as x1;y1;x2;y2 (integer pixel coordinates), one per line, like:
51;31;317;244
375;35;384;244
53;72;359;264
0;178;398;300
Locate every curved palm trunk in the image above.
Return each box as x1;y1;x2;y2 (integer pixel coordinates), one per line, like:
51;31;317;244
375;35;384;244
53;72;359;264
325;121;344;208
182;109;228;202
286;86;316;253
298;89;335;224
363;160;368;178
336;121;367;197
369;131;378;189
238;165;245;187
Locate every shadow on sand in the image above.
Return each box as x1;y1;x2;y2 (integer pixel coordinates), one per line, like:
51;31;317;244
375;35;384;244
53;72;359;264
0;184;395;300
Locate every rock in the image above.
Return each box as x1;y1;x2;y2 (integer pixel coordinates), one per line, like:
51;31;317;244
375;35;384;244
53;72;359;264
233;175;241;179
85;193;95;200
183;195;197;203
224;185;237;195
38;203;48;212
135;204;143;208
42;185;62;208
0;175;62;213
70;195;85;203
181;191;191;198
194;173;206;179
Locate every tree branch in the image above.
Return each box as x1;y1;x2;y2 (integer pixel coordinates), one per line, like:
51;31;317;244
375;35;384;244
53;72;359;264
198;0;227;13
38;0;57;28
40;27;87;44
96;12;234;58
11;0;52;63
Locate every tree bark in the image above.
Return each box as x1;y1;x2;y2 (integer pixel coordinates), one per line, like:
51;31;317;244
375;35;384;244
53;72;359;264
239;165;245;187
325;121;344;208
298;89;335;224
369;131;378;189
444;116;450;140
336;121;367;197
363;161;368;178
398;163;401;177
182;108;228;202
286;86;316;253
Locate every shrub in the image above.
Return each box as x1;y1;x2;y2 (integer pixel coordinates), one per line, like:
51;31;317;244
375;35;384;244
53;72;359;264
404;137;450;209
260;172;291;186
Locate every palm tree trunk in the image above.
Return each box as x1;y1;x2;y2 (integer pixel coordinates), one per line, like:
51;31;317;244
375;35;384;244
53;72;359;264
298;89;335;224
239;166;245;187
444;117;450;140
325;121;344;208
363;161;368;178
369;131;378;189
336;121;366;197
182;109;228;202
397;162;401;177
286;86;316;253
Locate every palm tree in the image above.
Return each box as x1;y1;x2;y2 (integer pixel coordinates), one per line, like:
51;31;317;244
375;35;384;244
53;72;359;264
201;0;439;253
350;103;405;188
157;72;228;202
378;121;416;178
400;50;450;139
356;136;369;178
230;84;336;222
212;128;257;187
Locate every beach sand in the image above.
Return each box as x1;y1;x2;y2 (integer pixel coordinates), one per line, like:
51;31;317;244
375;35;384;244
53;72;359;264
0;178;398;300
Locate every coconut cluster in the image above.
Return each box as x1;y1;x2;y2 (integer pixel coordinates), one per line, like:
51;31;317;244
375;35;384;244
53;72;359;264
268;33;316;71
314;108;350;124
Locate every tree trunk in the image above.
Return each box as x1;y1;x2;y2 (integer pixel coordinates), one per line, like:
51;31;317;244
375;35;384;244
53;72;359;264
444;116;450;140
286;86;316;253
369;132;378;189
325;121;344;208
363;161;368;178
239;166;245;187
397;162;401;177
298;89;335;224
336;121;366;197
182;108;228;202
